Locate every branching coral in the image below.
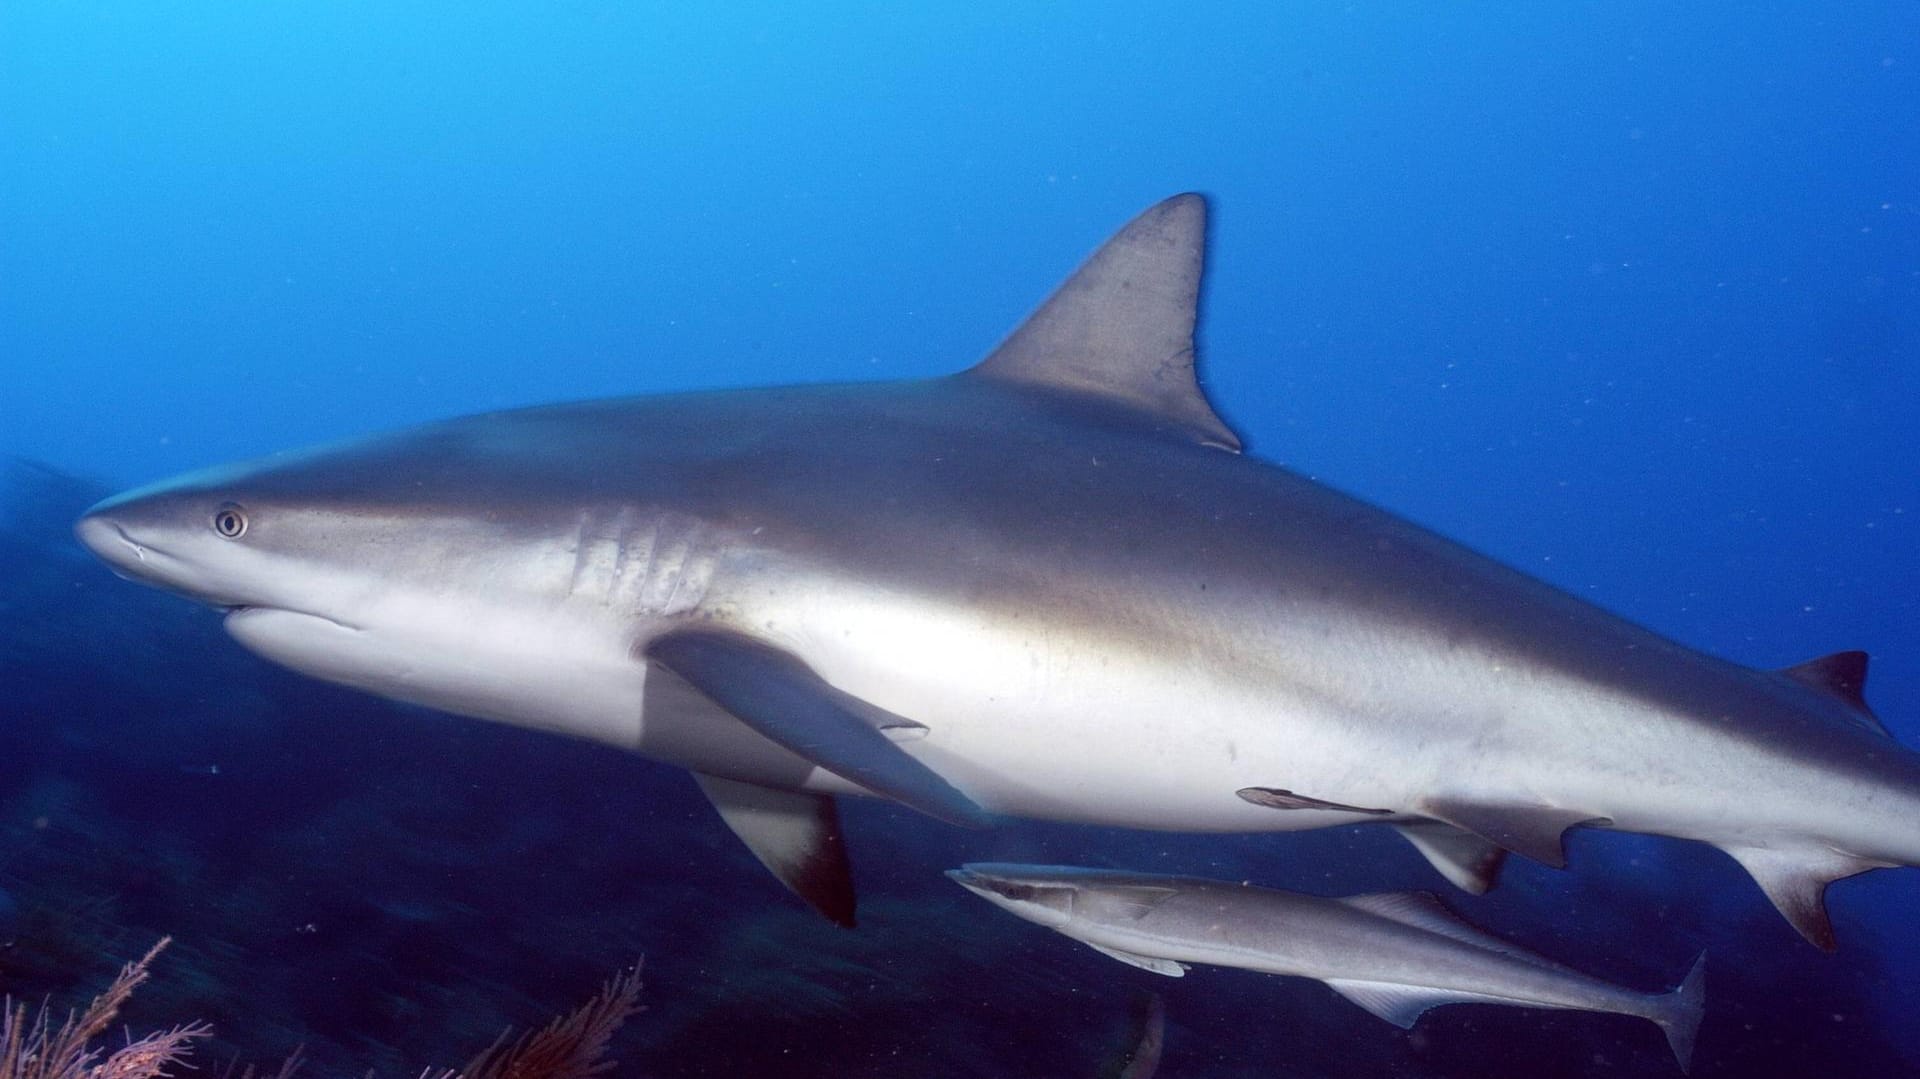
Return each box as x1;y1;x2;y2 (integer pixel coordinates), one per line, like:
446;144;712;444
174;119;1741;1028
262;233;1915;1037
431;963;644;1079
1;942;643;1079
1;938;206;1079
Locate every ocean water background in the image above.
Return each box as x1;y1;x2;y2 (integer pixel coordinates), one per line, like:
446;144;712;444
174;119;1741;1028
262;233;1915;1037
2;3;1916;1075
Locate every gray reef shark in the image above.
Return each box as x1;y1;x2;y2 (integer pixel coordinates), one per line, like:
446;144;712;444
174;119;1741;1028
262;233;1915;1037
948;863;1705;1072
76;194;1915;944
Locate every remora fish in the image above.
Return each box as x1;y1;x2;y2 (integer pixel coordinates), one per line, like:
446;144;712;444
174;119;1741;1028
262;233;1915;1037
948;863;1706;1072
74;195;1915;942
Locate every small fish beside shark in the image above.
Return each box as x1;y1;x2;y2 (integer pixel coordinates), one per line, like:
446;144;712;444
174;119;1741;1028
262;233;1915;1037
949;863;1705;1072
76;194;1915;952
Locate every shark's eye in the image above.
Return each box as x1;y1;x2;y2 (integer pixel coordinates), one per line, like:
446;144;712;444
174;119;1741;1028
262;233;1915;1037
211;504;248;539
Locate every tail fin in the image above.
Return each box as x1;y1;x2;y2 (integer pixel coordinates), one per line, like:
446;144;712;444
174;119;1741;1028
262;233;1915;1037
1655;952;1707;1074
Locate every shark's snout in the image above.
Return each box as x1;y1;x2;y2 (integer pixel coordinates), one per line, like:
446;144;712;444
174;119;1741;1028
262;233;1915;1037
74;492;240;606
74;509;151;579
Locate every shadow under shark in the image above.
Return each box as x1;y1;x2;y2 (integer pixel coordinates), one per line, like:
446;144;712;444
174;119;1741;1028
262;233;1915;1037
75;195;1913;947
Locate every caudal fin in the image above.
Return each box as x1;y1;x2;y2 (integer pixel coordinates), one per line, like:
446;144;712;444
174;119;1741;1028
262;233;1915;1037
1655;952;1707;1074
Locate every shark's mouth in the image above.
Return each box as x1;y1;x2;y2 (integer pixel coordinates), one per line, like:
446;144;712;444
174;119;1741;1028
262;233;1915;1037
224;605;365;634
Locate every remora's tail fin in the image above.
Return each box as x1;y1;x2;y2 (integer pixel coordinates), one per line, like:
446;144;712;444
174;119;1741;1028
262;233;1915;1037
1655;952;1707;1074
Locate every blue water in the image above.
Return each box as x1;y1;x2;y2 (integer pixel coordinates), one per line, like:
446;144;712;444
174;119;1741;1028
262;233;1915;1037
2;3;1917;1075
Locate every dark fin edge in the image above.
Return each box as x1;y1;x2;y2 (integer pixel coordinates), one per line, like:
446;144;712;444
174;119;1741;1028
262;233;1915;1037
694;773;857;927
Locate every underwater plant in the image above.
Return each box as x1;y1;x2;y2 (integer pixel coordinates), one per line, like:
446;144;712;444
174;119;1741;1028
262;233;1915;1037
0;939;642;1079
1;938;204;1079
435;962;643;1079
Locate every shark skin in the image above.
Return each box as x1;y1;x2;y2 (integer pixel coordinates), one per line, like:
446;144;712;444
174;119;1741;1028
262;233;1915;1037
74;194;1918;942
947;863;1707;1073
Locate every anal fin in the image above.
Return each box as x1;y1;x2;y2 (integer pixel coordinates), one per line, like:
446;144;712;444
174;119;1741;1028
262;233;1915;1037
1324;979;1512;1029
694;773;856;927
1414;798;1609;869
1392;820;1509;894
1721;844;1891;951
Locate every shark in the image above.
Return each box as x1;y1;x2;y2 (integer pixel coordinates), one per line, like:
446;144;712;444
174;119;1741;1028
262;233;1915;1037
75;194;1916;944
947;863;1706;1072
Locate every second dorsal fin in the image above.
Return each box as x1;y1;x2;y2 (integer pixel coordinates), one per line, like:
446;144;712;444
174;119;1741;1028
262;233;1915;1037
968;194;1241;452
1779;650;1888;737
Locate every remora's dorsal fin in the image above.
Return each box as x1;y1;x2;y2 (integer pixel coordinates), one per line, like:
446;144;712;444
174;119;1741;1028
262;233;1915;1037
1101;884;1182;921
647;629;991;829
969;193;1242;452
694;772;856;927
1779;650;1889;737
1337;892;1575;973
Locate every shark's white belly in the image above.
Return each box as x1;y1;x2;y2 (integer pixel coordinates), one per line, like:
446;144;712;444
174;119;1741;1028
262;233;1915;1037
224;562;1412;831
222;548;1869;849
224;598;651;747
750;570;1450;831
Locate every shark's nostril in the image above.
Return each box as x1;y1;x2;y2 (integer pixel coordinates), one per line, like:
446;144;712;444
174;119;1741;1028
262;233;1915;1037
73;513;126;563
116;525;148;562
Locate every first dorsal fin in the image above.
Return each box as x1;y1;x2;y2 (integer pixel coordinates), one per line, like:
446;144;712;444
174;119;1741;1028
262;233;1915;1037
969;193;1242;452
1779;651;1889;737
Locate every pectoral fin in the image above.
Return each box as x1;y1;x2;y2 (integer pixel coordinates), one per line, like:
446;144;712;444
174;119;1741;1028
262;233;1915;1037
694;773;856;927
647;629;989;828
1414;798;1609;869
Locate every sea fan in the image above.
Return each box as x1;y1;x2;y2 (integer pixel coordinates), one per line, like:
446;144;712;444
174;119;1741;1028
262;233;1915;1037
432;962;645;1079
0;938;207;1079
2;940;644;1079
